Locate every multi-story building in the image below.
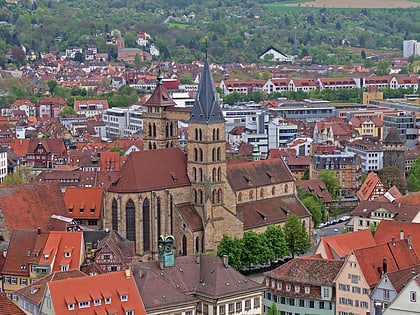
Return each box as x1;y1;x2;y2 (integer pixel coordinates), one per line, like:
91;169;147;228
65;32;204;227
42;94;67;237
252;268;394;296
310;151;362;199
102;107;129;138
403;40;420;58
0;146;7;183
345;139;383;172
269;100;336;122
382;126;406;175
383;112;418;150
263;256;344;315
73;99;109;118
37;97;66;119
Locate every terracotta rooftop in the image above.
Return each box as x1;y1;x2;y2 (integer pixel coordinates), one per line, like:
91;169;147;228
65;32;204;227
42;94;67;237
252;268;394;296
64;187;104;220
386;264;420;293
351;199;419;222
176;203;203;232
0;292;26;315
356;171;384;201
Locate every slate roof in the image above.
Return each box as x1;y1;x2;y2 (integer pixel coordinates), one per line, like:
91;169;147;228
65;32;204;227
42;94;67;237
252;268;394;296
227;158;294;191
265;256;344;287
14;269;87;308
64;187;104;220
354;239;420;288
189;59;225;124
316;229;376;260
0;292;26;315
108;148;190;193
237;195;311;230
47;270;146;315
383;126;404;144
0;181;67;240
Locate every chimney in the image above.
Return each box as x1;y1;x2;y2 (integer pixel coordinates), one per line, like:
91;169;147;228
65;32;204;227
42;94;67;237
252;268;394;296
139;269;143;278
400;230;404;240
196;254;200;264
2;248;7;258
125;269;131;279
37;227;41;236
223;255;229;268
408;235;412;249
382;257;387;274
391;237;396;246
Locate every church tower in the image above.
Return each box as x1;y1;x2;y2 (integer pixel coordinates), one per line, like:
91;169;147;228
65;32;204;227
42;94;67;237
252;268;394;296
187;59;230;250
142;72;179;150
383;126;405;175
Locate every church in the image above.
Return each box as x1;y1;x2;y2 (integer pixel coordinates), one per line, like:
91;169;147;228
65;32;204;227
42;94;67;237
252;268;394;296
103;59;312;260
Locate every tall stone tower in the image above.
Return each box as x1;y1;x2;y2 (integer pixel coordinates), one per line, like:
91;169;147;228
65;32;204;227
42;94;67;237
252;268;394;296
142;72;179;150
188;59;235;251
383;126;405;175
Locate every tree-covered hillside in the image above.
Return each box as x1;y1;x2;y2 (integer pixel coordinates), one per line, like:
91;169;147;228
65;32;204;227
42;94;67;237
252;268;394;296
0;0;420;64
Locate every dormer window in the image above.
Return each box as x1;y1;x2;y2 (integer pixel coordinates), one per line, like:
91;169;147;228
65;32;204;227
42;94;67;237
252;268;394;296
79;301;90;308
68;303;75;310
94;299;101;306
105;297;112;304
65;251;71;258
120;294;128;301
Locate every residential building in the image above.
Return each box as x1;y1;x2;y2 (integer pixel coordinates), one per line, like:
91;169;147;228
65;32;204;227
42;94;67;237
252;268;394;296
345;140;383;172
259;47;293;62
133;253;264;315
356;171;386;201
334;240;419;315
403;40;420;58
382;273;420;315
73;99;109;118
310;151;362;199
296;179;332;209
25;138;67;169
0;292;26;315
37;97;66;119
268;101;336;122
263;256;344;315
219;79;265;95
316;77;357;91
263;78;290;93
284;155;311;180
0;146;7;183
39;270;147;315
288;78;317;92
348;117;383;139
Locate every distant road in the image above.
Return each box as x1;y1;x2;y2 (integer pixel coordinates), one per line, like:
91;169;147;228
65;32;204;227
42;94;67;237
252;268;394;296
288;0;420;8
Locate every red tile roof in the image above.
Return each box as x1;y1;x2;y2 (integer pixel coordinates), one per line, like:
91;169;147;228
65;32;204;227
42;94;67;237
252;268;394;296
356;171;384;201
0;181;67;240
0;292;26;314
47;270;146;315
64;187;104;220
296;180;332;203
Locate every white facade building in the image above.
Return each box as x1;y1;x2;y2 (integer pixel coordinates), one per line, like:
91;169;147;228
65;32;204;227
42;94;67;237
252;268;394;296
403;40;420;58
0;146;7;183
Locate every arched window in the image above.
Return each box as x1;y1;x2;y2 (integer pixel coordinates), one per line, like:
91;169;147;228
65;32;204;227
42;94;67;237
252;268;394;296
194;148;198;161
212;168;217;182
165;123;169;137
199;148;203;162
260;189;264;198
216;128;220;140
156;197;161;238
148;123;152;137
218;189;223;203
193;189;197;203
212;148;216;161
195;128;198;141
170;122;174;137
199;168;203;182
153;123;156;137
285;184;289;194
195;237;200;253
143;198;150;252
193;167;197;181
212;189;216;203
199;190;203;204
249;190;253;199
217;147;221;161
153;142;156;150
182;235;187;256
199;129;202;141
218;167;221;181
272;186;276;196
238;192;242;202
112;198;118;231
148;142;152;150
125;199;136;244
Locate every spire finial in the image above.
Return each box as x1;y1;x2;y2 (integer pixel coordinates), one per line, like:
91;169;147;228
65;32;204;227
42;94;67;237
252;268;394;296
157;66;163;85
205;36;208;60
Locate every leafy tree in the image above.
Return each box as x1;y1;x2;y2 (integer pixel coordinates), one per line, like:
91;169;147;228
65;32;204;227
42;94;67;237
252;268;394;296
3;166;35;185
407;157;420;192
263;225;289;261
375;60;391;76
47;80;58;95
241;230;272;268
74;52;84;63
283;214;311;258
317;169;340;200
378;166;406;193
301;168;309;180
300;193;324;227
109;146;125;156
361;50;366;59
60;106;76;116
216;234;243;270
10;45;26;64
369;222;378;236
267;302;278;315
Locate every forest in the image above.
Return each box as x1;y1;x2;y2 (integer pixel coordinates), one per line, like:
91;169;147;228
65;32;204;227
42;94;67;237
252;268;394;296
0;0;419;64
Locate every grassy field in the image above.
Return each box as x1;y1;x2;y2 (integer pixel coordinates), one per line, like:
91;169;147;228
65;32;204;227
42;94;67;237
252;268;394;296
286;0;420;8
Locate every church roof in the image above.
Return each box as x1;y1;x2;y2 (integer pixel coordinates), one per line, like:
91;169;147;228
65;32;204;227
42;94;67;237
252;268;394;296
143;75;177;108
383;127;404;144
189;59;225;124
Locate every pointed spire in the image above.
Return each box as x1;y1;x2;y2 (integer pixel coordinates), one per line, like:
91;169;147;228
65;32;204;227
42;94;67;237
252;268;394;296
143;69;176;108
189;59;224;124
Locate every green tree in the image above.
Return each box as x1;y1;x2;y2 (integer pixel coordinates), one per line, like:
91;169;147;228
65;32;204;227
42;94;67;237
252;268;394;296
317;169;340;200
267;302;278;315
3;166;35;185
407;157;420;192
369;222;378;236
241;231;271;268
263;225;289;261
375;60;391;76
301;168;309;180
109;146;125;156
284;214;311;258
60;106;76;116
47;80;58;95
300;193;324;228
216;234;243;270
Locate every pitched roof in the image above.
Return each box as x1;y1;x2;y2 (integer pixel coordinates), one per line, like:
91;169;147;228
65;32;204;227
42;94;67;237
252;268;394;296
14;270;87;307
47;270;146;315
296;179;332;203
176;203;203;232
189;59;225;124
238;195;311;230
315;229;376;260
386;264;420;293
354;239;419;288
383;126;404;144
108;148;190;193
265;256;344;288
351;199;419;222
227;158;293;191
143;74;177;108
0;181;67;240
356;171;384;201
0;293;26;315
64;187;104;219
374;220;420;258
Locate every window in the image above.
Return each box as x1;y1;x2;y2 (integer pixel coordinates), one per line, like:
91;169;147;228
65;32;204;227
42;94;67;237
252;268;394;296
236;302;242;312
11;277;17;285
105;297;111;304
254;297;260;308
286;284;291;291
125;311;134;315
323;288;329;298
295;286;300;293
103;254;111;260
309;300;314;308
362;288;369;295
94;299;101;306
4;276;10;284
120;294;128;301
299;299;304;307
219;305;225;314
79;301;90;308
203;303;209;314
384;289;390;299
228;303;234;314
410;291;417;302
68;303;75;310
277;281;282;289
319;301;324;309
245;299;251;310
305;286;310;294
352;286;361;294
